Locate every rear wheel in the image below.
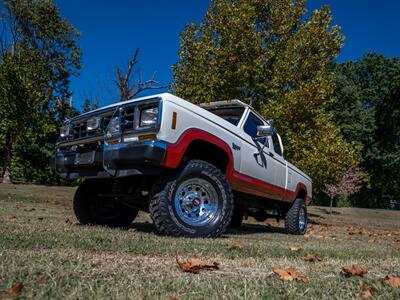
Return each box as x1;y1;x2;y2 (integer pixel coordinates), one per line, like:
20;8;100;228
149;159;233;237
73;179;139;227
285;198;307;235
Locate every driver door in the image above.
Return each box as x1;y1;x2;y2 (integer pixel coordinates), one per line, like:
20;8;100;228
239;111;280;200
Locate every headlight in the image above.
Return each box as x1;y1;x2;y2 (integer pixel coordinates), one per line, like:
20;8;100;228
106;116;120;138
60;124;70;138
140;106;158;127
87;117;101;131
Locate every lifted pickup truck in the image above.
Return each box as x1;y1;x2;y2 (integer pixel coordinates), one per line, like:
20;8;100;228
53;93;312;237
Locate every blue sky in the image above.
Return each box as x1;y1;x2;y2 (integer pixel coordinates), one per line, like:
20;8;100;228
56;0;400;109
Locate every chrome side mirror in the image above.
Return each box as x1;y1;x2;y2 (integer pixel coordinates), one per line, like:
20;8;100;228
257;124;274;137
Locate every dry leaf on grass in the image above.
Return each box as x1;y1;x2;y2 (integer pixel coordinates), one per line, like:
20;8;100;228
226;240;245;250
272;268;307;282
176;256;219;274
65;218;73;225
367;239;375;244
288;246;303;252
0;282;23;298
303;254;322;262
383;274;400;288
356;281;375;298
342;265;368;277
356;287;375;298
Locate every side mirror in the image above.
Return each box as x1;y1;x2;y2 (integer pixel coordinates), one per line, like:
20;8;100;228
257;124;274;137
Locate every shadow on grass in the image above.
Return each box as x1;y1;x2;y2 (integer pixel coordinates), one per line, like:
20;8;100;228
227;223;286;235
124;221;287;236
127;222;156;233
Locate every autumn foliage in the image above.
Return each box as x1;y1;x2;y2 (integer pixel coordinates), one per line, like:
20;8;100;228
173;0;358;191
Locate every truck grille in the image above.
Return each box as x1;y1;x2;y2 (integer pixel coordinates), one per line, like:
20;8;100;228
58;98;160;145
72;115;112;139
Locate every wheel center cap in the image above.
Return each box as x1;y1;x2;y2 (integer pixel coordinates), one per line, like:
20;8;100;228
192;198;201;206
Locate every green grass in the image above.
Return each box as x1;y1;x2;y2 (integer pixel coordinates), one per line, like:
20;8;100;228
1;183;399;299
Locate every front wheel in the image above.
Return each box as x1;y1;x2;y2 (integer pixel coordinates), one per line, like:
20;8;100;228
285;198;307;235
149;159;234;237
73;179;139;227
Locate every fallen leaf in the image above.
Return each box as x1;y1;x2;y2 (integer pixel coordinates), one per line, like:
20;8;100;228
24;208;35;212
356;287;374;298
342;265;368;277
356;281;375;298
127;228;138;232
303;254;322;262
176;256;219;274
165;295;179;300
367;239;375;244
1;282;23;298
289;246;303;252
383;274;400;287
226;240;245;250
272;268;307;282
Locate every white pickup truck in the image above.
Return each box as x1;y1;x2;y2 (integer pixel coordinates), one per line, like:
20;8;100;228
53;93;312;237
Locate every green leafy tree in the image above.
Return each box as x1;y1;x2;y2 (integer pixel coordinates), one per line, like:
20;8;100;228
332;53;400;207
173;0;358;191
0;0;81;183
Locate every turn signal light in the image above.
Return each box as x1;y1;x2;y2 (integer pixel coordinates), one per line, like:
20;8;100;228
138;133;157;141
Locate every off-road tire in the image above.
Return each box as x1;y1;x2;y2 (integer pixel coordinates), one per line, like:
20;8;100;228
73;179;139;227
149;159;234;237
228;206;244;228
285;198;307;235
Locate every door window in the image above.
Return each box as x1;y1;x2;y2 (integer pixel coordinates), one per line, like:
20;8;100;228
272;132;282;156
243;112;263;138
243;112;269;147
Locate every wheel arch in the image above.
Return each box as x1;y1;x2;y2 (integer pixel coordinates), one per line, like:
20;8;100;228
294;183;308;202
162;129;234;175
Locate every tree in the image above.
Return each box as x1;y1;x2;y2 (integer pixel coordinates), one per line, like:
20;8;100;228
172;0;358;191
332;53;400;207
324;165;366;212
113;48;166;101
0;0;81;183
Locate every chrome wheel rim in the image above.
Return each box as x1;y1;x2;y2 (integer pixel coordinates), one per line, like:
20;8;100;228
174;178;219;227
299;206;306;231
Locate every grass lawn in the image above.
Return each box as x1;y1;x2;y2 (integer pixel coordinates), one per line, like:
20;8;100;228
0;183;399;299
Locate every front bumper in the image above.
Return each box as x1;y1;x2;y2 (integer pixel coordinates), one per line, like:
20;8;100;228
51;140;167;179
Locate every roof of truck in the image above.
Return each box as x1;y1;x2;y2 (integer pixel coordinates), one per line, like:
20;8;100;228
199;99;249;109
75;93;253;120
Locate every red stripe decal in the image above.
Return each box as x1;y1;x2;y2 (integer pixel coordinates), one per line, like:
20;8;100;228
161;128;308;203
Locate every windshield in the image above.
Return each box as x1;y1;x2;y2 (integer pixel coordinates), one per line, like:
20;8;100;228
205;107;245;126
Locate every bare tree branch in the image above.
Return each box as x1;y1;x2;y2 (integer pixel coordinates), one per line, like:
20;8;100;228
113;48;167;101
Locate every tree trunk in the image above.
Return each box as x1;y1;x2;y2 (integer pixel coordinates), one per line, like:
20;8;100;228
2;142;12;184
329;196;334;214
